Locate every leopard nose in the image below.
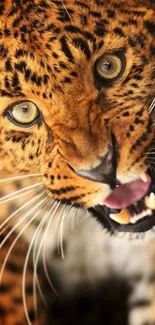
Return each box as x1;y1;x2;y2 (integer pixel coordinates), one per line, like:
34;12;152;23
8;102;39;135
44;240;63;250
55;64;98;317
74;145;119;190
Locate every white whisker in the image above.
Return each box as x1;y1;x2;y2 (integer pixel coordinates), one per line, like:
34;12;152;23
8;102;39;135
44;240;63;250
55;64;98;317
0;190;44;230
76;206;82;225
56;205;66;254
0;193;46;248
0;198;48;284
0;225;8;236
145;147;155;150
22;198;48;325
33;202;57;317
22;200;51;325
70;206;78;231
148;160;155;165
60;0;73;22
144;152;155;155
70;206;82;232
34;270;49;312
42;202;61;297
147;157;155;161
70;211;75;232
58;204;73;259
149;98;155;114
0;173;43;183
0;182;43;203
0;188;43;205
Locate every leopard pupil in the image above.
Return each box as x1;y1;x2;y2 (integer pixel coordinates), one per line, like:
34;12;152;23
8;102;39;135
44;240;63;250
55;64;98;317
104;60;111;70
21;106;28;113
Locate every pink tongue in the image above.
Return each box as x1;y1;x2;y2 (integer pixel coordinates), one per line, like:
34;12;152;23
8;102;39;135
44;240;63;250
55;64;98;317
104;175;151;209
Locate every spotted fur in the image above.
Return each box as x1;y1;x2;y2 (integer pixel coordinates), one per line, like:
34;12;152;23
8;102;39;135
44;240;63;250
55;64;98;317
0;0;155;324
0;0;154;207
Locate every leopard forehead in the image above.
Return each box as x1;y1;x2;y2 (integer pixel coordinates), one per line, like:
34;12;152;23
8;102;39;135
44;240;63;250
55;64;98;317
0;0;154;98
0;0;154;210
0;1;153;94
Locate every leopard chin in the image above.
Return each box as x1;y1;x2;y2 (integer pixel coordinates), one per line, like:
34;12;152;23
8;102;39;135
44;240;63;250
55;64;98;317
90;169;155;234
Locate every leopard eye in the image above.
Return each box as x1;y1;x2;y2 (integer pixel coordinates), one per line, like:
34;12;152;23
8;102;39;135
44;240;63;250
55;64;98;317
6;101;40;126
96;54;122;80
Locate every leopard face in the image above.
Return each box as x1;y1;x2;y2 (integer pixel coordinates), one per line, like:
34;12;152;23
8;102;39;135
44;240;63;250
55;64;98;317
0;0;154;236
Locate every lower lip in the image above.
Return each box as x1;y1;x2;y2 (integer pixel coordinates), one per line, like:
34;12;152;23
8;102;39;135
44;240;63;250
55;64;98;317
91;206;155;233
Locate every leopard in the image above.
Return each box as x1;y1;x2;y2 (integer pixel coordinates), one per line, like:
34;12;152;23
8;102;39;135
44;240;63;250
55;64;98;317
0;0;155;324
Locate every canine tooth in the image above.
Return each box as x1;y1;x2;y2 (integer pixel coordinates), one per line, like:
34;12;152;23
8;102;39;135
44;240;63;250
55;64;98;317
110;208;130;224
140;172;147;182
145;193;155;210
150;192;155;204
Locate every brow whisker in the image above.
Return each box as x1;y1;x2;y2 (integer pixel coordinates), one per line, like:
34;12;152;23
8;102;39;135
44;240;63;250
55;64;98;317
60;0;73;23
149;98;155;114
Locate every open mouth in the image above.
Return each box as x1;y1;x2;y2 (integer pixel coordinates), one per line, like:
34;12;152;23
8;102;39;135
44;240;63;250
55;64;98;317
90;170;155;233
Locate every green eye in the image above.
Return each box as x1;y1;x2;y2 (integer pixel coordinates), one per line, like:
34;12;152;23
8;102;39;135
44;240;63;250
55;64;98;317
6;101;40;126
96;54;122;80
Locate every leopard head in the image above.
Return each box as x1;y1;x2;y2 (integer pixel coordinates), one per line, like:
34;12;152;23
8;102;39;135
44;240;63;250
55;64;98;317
0;0;155;237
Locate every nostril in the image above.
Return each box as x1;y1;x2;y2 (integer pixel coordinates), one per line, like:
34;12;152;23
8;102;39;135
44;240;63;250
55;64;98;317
74;143;119;189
